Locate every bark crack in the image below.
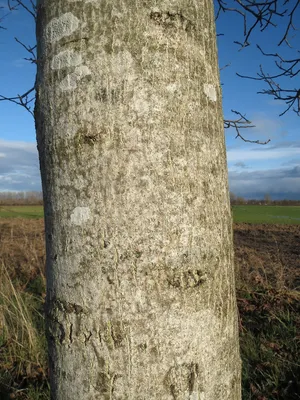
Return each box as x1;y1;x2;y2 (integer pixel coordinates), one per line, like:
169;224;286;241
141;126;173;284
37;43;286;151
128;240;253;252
69;323;73;344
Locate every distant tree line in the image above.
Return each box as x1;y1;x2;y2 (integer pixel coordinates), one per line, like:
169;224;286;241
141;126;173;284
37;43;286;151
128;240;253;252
1;191;299;207
0;191;43;205
230;192;300;206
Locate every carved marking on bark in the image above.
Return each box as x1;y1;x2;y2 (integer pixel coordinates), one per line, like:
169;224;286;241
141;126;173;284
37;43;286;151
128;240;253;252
83;331;93;345
70;206;91;225
165;363;204;400
101;320;127;350
149;8;194;32
95;371;121;398
203;84;217;102
167;268;207;289
49;298;86;315
46;13;80;44
47;299;90;345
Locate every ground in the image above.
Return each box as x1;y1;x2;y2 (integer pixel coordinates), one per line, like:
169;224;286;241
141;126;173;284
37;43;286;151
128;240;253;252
234;223;300;290
0;217;299;399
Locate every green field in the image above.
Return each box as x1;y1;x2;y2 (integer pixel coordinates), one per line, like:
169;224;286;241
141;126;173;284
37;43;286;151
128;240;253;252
0;205;44;219
1;205;300;224
232;205;300;224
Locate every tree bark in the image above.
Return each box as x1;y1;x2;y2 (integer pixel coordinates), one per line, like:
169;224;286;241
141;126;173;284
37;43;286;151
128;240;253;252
35;0;241;399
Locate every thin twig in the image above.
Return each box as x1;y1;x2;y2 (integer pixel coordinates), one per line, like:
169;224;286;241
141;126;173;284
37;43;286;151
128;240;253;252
0;87;35;116
7;0;36;20
224;110;271;145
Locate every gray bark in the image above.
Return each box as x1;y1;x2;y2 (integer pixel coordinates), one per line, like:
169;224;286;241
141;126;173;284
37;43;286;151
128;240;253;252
35;0;241;399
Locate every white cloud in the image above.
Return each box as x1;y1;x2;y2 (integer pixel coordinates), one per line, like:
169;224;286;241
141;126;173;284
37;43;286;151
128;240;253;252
0;139;41;191
251;113;285;138
229;165;300;199
227;140;300;198
227;142;300;164
12;58;28;68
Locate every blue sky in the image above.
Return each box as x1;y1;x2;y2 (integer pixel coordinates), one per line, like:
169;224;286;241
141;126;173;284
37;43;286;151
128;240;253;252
0;1;299;199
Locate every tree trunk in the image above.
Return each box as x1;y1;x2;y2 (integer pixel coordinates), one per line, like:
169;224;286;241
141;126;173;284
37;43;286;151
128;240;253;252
35;0;241;399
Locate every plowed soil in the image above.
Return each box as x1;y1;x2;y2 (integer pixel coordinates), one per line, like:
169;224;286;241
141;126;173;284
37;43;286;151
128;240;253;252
234;223;300;290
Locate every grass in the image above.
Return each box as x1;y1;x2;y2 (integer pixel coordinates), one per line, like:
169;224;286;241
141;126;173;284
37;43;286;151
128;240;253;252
0;219;48;399
0;218;299;399
1;205;300;225
238;286;300;399
0;207;44;220
0;264;49;398
0;263;49;399
232;205;300;224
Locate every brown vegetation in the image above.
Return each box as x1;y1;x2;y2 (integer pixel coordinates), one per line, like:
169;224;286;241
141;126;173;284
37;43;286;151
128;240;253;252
0;219;47;399
234;223;300;290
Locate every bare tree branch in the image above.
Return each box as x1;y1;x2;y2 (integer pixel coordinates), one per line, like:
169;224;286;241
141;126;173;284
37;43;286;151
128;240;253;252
215;0;286;48
0;1;37;116
216;1;300;116
216;0;300;49
14;37;37;63
278;0;300;46
220;62;231;71
255;45;300;79
0;2;17;28
0;87;35;116
224;110;271;145
237;52;300;116
7;0;36;20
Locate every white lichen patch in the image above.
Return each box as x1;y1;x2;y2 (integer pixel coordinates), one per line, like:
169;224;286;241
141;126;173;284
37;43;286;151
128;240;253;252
59;65;91;91
110;50;135;83
166;83;179;93
93;50;136;89
131;89;165;117
70;207;91;226
46;13;80;44
189;391;201;400
203;84;217;102
51;49;83;70
132;89;150;116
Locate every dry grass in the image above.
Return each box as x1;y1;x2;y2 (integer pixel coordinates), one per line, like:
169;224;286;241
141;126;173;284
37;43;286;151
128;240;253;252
0;263;46;366
0;220;48;399
0;219;45;287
